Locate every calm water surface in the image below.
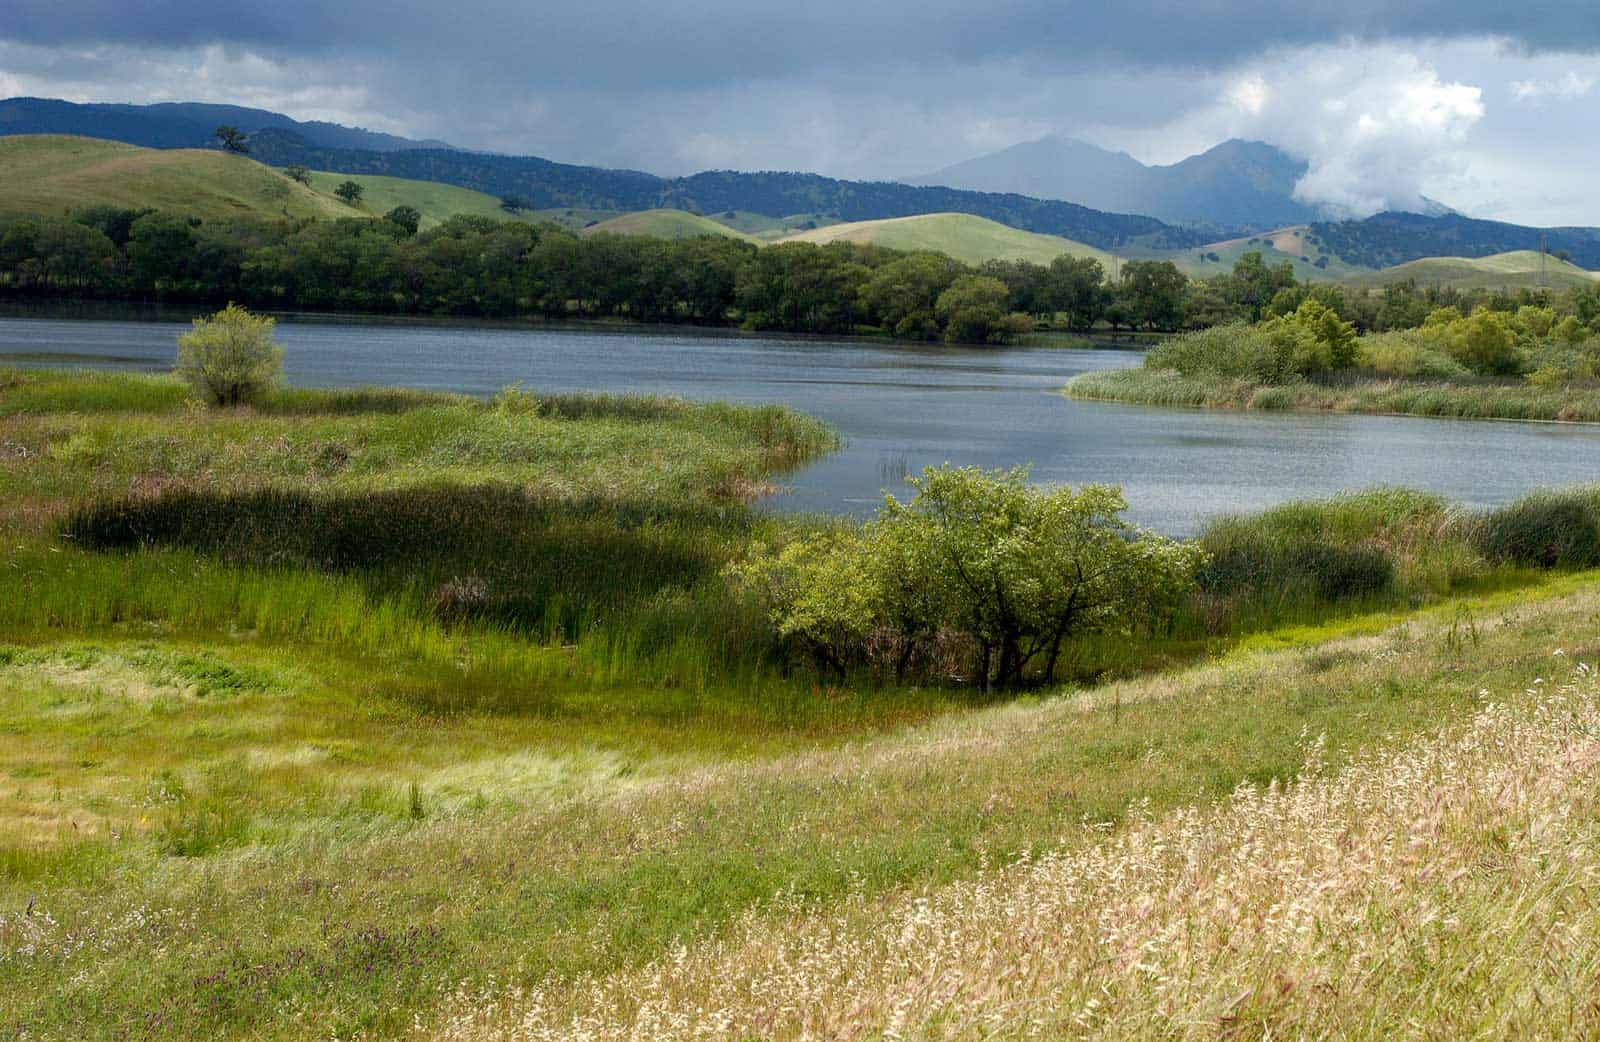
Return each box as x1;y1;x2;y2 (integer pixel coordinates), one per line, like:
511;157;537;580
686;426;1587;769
5;314;1600;535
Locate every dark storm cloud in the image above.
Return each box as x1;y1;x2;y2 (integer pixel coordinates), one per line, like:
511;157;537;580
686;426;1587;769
7;0;1600;91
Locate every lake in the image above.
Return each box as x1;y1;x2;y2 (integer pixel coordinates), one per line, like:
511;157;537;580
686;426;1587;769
5;313;1600;535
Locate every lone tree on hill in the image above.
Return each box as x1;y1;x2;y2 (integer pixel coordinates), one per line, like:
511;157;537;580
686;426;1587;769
334;180;365;204
384;205;422;236
499;195;530;214
175;304;284;407
283;164;311;185
214;125;250;154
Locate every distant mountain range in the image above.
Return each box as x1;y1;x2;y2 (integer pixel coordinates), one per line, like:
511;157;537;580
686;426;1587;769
910;137;1325;231
4;97;1600;271
0;97;452;154
232;128;1204;251
909;136;1457;233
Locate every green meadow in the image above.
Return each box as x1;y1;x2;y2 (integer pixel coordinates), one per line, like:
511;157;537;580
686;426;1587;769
778;211;1115;267
7;365;1600;1038
0;136;352;222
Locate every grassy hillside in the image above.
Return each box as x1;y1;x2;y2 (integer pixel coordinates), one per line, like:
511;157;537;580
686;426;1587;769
0;135;350;221
1353;250;1600;291
705;210;840;240
582;208;762;243
778;212;1116;266
1133;224;1370;282
305;170;544;229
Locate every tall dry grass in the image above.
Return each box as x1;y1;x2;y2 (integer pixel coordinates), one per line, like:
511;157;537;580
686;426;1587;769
425;660;1600;1040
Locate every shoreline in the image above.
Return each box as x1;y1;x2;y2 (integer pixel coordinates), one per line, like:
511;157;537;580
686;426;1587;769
0;297;1156;350
1066;367;1600;426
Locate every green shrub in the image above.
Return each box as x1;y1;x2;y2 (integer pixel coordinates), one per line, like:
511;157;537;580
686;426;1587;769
1145;318;1336;385
175;303;285;407
735;466;1204;690
1357;330;1469;379
1417;307;1526;377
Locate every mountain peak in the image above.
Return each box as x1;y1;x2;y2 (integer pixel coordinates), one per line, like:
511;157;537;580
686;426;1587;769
908;136;1321;231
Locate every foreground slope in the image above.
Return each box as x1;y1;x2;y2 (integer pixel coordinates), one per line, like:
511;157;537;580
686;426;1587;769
5;373;1600;1038
0;135;352;220
779;212;1116;266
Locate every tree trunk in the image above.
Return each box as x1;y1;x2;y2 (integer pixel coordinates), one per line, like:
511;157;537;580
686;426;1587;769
1043;635;1065;685
894;637;918;685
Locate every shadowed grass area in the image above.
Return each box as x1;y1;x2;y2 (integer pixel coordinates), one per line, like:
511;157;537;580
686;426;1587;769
0;368;842;704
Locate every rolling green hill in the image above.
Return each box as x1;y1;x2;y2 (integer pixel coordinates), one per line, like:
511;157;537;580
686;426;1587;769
0;135;351;220
582;209;762;243
303;171;624;231
704;210;840;240
1133;225;1370;282
1350;250;1600;291
777;212;1115;266
306;170;540;228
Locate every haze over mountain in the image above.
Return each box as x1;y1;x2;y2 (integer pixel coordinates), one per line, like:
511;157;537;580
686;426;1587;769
911;137;1334;231
0;97;451;154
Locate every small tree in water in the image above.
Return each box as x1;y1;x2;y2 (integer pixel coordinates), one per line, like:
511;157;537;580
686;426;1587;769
175;304;284;407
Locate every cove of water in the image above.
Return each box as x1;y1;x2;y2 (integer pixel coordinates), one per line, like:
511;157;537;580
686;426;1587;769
5;313;1600;535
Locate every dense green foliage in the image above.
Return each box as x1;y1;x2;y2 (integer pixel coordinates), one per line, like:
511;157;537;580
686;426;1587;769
9;200;1597;344
736;467;1203;690
1080;291;1600;421
0;207;1182;340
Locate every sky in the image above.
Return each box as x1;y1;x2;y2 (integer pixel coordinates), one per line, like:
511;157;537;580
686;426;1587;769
3;2;1600;225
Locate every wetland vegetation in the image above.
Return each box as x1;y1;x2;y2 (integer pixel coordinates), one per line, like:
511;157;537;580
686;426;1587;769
8;308;1600;1037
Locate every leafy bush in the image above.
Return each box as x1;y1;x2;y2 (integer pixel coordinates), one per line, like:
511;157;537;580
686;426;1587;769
1357;330;1469;379
936;275;1015;344
1146;322;1322;384
734;466;1204;690
1417;306;1526;377
175;303;285;407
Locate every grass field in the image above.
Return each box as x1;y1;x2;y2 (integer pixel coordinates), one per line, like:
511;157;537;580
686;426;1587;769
7;369;1600;1035
704;210;840;240
777;212;1116;266
305;171;548;230
8;468;1600;1038
581;208;762;243
0;135;351;221
1352;249;1600;291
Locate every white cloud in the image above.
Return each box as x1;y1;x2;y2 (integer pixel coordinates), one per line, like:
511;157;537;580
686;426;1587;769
1158;45;1486;217
1510;71;1596;102
0;40;419;136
